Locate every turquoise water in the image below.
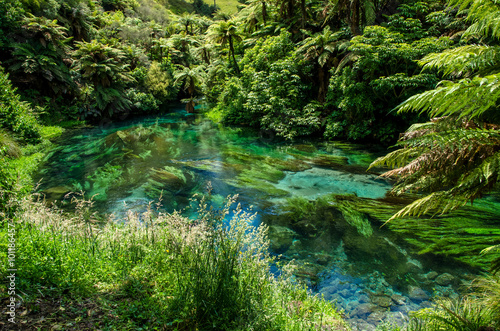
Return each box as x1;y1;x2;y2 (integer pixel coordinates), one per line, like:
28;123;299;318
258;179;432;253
36;110;500;330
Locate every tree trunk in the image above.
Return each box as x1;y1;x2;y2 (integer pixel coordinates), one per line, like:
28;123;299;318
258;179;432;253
229;36;240;75
287;0;294;20
262;1;267;25
318;66;326;103
301;0;307;30
186;98;195;113
350;0;362;35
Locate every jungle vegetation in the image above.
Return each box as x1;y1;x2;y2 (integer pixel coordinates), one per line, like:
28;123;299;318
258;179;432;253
0;0;500;329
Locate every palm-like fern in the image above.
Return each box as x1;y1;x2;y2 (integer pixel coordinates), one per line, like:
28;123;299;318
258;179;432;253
296;26;349;102
9;42;73;91
72;41;134;116
174;65;206;112
370;0;500;223
206;20;243;74
21;14;71;53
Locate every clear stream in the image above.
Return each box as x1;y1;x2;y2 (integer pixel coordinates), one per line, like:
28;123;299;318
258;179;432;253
36;110;500;330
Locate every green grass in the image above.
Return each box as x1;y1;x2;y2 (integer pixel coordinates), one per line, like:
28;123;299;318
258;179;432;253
0;194;349;330
205;0;241;14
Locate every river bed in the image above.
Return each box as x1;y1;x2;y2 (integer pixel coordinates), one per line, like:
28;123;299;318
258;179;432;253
36;110;500;330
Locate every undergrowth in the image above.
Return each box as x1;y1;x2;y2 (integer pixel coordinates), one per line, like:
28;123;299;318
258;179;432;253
0;192;349;330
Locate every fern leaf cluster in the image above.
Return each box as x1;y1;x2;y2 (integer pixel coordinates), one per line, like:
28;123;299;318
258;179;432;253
420;45;500;78
398;73;500;119
371;0;500;223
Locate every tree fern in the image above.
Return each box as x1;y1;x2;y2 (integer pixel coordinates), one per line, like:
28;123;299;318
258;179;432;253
419;45;500;78
450;0;500;39
372;0;500;269
398;74;500;119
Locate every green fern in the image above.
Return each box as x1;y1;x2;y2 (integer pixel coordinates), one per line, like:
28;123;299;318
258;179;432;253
452;0;500;39
372;0;500;274
405;298;496;331
398;74;500;120
419;45;500;78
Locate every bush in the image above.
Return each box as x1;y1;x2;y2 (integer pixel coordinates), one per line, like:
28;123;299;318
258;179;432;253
0;68;41;143
212;30;319;139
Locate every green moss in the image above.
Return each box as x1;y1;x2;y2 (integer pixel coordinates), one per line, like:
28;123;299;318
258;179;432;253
461;228;500;235
39;126;64;140
86;163;124;201
267;157;312;172
225;177;290;197
239;164;285;183
310;154;349;168
291;144;317;153
283;196;317;220
177;159;245;174
160;165;187;183
336;200;373;237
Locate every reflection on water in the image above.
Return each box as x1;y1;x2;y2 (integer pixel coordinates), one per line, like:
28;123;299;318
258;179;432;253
36;110;500;330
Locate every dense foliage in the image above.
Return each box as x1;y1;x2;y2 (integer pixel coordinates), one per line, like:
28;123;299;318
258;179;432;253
0;0;468;143
1;0;500;329
370;0;500;275
370;0;500;220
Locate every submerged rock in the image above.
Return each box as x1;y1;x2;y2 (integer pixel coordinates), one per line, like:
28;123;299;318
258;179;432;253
142;166;197;202
150;167;186;191
408;286;429;301
367;311;386;323
391;294;406;305
291;220;318;238
371;295;393;308
351;303;380;318
435;273;455;286
426;271;439;280
42;186;72;201
268;225;297;252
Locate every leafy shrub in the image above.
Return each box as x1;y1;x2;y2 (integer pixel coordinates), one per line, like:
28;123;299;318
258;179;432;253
0;68;41;143
326;26;453;143
212;30;319;139
145;60;177;102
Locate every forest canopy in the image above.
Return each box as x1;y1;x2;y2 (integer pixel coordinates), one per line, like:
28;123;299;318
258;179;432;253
0;0;469;144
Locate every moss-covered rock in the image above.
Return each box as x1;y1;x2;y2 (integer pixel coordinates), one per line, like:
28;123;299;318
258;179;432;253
41;186;72;201
310;154;349;168
268;225;297;252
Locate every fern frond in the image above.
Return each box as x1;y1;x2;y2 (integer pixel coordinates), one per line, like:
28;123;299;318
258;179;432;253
397;74;500;120
457;151;500;197
403;128;500;150
386;192;469;222
420;45;500;78
368;147;423;170
481;244;500;255
463;0;500;39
